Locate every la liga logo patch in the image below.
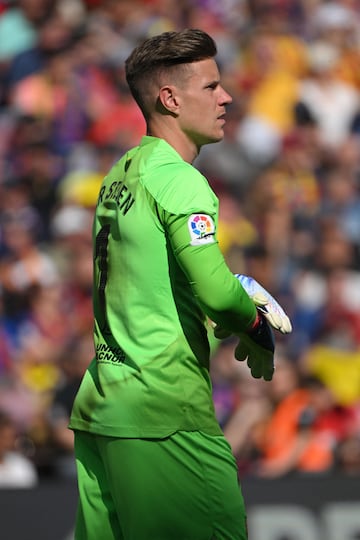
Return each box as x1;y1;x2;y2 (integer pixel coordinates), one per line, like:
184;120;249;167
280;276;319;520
188;214;216;246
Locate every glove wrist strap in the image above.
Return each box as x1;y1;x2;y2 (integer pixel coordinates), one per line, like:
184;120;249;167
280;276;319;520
249;311;261;332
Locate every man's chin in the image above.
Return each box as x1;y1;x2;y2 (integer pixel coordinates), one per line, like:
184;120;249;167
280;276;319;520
207;131;224;144
210;134;224;144
196;132;224;150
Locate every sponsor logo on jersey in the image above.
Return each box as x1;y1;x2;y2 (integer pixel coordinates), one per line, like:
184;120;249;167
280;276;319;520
188;214;216;246
96;343;126;364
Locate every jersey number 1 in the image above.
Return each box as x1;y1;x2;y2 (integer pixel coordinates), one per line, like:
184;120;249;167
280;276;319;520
95;224;110;331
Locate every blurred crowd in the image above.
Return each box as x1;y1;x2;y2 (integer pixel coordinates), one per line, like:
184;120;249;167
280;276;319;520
0;0;360;487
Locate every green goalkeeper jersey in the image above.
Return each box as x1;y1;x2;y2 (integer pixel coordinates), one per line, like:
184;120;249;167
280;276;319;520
69;136;257;438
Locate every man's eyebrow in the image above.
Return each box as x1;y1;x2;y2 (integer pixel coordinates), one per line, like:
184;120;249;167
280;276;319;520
205;79;220;88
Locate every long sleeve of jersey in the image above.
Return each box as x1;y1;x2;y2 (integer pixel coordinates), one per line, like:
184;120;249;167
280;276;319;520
164;211;257;334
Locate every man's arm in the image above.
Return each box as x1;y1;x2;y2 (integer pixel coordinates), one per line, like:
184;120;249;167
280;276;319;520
165;210;276;380
166;211;257;333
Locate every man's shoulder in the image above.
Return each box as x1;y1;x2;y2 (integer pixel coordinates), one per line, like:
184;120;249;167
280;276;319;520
141;150;215;214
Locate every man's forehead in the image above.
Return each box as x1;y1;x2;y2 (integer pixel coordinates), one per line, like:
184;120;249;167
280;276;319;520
172;58;220;86
187;58;219;78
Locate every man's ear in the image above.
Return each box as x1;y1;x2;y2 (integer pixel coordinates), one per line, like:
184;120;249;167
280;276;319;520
158;85;180;114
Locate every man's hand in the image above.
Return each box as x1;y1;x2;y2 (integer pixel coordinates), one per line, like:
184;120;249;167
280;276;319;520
212;273;290;381
214;313;275;381
235;313;275;381
235;274;292;334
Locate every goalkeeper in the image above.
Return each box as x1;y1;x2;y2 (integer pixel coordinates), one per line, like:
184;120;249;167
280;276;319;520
69;29;291;540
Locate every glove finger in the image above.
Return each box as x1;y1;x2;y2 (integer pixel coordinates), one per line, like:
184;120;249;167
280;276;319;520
281;315;292;334
247;356;262;379
270;313;292;334
248;356;274;381
263;361;275;381
214;325;232;340
257;305;292;334
235;340;248;362
263;311;283;332
251;292;268;307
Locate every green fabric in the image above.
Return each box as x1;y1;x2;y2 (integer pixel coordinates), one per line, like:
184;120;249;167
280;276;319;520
69;136;256;438
74;430;248;540
166;216;257;331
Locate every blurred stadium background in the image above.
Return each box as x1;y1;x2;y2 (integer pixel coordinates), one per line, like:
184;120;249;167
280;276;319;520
1;0;360;538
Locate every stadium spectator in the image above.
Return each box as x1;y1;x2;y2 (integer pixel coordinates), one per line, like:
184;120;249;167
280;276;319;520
47;333;93;479
0;409;38;488
253;362;355;477
0;0;359;482
296;40;360;155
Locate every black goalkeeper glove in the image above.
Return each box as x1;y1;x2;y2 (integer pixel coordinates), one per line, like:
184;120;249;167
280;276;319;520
214;312;275;381
235;312;275;381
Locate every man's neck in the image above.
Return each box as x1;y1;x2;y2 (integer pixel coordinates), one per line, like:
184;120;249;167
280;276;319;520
147;118;199;164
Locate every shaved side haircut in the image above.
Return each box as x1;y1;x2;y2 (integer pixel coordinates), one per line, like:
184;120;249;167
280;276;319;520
125;29;217;117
